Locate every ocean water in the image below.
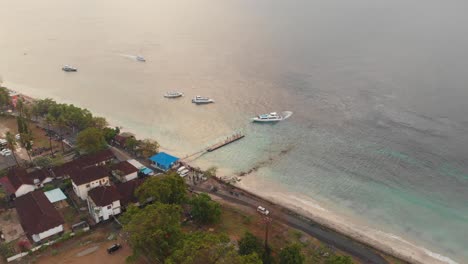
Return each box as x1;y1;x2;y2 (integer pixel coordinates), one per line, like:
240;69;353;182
1;0;468;262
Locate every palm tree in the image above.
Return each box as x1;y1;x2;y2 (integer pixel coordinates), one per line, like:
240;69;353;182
5;132;19;166
45;115;54;156
20;133;33;162
54;116;66;153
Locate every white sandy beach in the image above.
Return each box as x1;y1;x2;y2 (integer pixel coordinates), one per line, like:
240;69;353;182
237;173;458;264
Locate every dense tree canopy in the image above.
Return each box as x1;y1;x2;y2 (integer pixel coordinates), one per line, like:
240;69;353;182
76;127;107;153
238;232;264;257
165;232;262;264
190;193;221;225
136;173;187;204
279;244;305;264
123;203;183;262
102;127;119;143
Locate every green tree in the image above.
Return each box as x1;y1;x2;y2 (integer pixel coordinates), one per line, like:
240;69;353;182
0;87;11;110
34;156;53;168
325;255;353;264
123;203;182;262
205;166;217;178
279;244;304;264
137;138;159;158
76;127;107;154
136;173;186;205
5;132;19;166
190;193;221;225
19;132;33;162
238;232;264;257
102;127;119;143
166;232;262;264
91;116;108;130
125;137;138;153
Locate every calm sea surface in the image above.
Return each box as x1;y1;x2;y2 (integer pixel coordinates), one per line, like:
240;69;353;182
1;0;468;262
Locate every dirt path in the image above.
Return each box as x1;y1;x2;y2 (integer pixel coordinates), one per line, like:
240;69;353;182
34;239;132;264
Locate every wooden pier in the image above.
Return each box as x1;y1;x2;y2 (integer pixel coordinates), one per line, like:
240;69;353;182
207;132;245;152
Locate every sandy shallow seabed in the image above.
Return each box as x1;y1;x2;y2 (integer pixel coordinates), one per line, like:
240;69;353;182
237;172;455;264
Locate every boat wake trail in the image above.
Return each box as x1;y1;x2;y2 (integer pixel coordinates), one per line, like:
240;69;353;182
281;111;293;120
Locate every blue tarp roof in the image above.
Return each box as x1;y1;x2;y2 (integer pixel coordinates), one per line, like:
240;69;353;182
44;188;67;203
149;152;179;167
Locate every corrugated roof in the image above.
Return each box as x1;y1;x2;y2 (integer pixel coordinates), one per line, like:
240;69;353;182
15;191;64;236
70;166;109;186
88;185;121;206
149;152;179;167
44;188;67;203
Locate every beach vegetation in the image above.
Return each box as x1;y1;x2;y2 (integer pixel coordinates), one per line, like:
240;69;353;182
190;193;221;225
91;116;108;130
102;127;119;143
125;136;138;153
0;87;11;110
205;166;217;178
137;138;159;158
76;127;107;154
279;244;304;264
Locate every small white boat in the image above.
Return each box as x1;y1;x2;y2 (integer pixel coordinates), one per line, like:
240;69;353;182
164;91;184;98
136;56;146;62
192;96;214;104
62;65;77;72
252;111;293;122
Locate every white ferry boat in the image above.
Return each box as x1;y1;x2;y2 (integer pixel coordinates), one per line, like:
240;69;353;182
164;92;184;98
252;111;293;123
192;96;214;104
62;65;77;72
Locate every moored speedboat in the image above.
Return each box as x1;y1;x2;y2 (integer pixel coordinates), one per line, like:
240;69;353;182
164;91;184;98
252;111;293;122
192;96;214;104
62;65;77;72
136;56;146;62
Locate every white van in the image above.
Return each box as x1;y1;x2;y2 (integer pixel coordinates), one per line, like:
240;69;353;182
177;166;186;173
257;206;269;215
179;169;189;177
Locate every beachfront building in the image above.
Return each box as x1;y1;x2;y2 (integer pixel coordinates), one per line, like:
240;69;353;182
87;185;121;223
149;152;179;172
116;179;145;209
111;161;139;182
70;166;110;200
15;191;64;242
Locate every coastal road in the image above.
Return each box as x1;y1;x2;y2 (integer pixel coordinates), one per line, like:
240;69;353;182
192;182;390;264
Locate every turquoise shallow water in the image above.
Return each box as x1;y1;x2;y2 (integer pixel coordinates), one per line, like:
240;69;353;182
1;0;468;262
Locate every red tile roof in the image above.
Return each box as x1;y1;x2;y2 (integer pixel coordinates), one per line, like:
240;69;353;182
88;185;121;206
116;179;144;206
7;168;33;191
111;161;138;175
52;149;115;178
28;169;52;183
70;166;109;186
15;191;64;236
114;135;128;146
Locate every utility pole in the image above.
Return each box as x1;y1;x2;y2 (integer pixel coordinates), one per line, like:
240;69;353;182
263;216;272;249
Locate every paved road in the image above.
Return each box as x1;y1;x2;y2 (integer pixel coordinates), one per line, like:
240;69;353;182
193;183;390;264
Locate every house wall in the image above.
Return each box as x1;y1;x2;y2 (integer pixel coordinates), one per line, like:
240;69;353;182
124;172;138;182
72;177;110;200
15;184;36;197
87;198;121;223
32;224;63;242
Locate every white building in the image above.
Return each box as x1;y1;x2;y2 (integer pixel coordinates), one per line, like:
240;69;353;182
111;160;140;182
15;191;64;243
1;168;37;198
87;185;121;223
70;166;110;200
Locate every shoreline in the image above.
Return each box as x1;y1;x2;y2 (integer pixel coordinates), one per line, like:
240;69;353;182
5;86;458;264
